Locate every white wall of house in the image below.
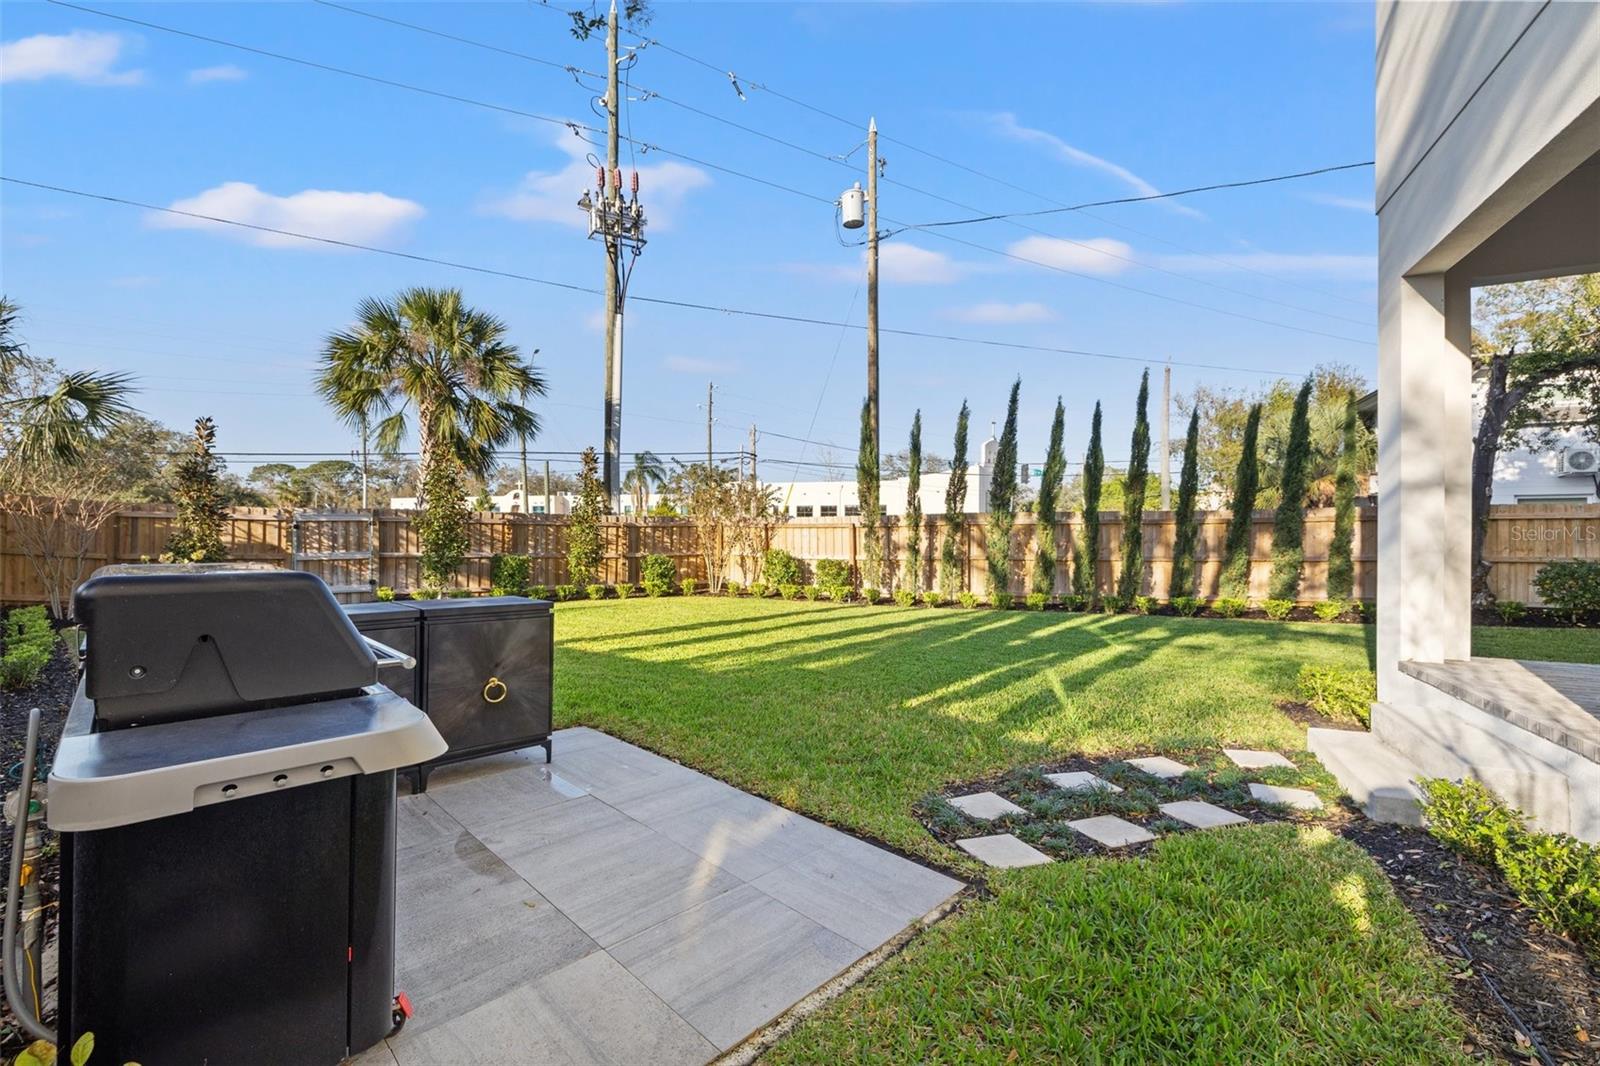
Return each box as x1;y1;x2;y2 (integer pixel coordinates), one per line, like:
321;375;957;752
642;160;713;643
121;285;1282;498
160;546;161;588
387;490;573;514
764;436;999;518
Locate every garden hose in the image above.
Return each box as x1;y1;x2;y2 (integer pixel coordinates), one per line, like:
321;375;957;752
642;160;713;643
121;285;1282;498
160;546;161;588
2;707;55;1044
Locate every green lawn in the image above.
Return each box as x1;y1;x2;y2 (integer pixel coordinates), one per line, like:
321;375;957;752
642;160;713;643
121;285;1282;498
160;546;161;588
1472;624;1600;663
551;599;1523;1062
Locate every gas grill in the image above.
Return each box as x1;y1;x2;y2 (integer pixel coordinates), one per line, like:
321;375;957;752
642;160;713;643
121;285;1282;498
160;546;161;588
38;566;446;1066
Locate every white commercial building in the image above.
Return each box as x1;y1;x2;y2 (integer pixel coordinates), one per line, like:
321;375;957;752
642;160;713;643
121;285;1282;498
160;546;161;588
766;434;1000;518
387;490;573;514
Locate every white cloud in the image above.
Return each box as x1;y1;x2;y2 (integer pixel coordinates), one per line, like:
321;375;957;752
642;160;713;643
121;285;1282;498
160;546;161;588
1005;235;1135;275
188;64;247;84
486;132;710;231
0;30;144;86
1155;251;1377;280
943;301;1056;325
1302;191;1371;213
879;243;965;284
664;355;736;375
983;112;1202;219
148;182;425;248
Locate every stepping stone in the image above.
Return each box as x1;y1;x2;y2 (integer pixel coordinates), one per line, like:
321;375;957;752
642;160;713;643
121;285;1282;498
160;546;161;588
948;791;1028;821
1248;782;1324;811
1044;771;1122;794
956;833;1053;869
1224;748;1296;770
1126;756;1193;780
1159;800;1248;829
1066;815;1155;848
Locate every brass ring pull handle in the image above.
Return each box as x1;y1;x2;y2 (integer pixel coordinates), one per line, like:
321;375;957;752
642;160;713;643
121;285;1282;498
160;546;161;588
482;676;508;704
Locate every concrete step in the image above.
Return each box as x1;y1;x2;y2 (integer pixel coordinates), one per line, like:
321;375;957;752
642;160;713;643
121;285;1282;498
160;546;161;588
1306;727;1425;827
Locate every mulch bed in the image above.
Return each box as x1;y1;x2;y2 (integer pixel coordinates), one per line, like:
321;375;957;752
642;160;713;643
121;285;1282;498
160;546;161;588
1276;697;1366;732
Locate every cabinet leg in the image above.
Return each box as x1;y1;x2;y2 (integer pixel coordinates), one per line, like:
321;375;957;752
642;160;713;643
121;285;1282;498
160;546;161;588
542;739;553;764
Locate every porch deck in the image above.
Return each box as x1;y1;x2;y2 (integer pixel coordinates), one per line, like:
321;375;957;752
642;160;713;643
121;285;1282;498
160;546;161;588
1399;657;1600;764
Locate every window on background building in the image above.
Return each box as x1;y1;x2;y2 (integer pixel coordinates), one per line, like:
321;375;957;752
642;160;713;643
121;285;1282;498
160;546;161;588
843;505;859;516
820;505;838;517
795;505;814;517
1516;494;1590;504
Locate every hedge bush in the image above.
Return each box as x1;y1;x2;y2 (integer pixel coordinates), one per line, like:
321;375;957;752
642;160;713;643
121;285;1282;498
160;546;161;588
1170;596;1203;617
411;587;441;600
1100;595;1125;614
641;554;675;597
724;581;741;597
814;558;851;588
1061;594;1088;612
894;588;917;608
375;586;396;602
958;592;979;609
1263;599;1294;621
1495;600;1527;624
489;553;534;598
803;585;822;601
1421;778;1600;951
680;579;697;596
585;584;608;600
1534;560;1600;620
553;584;577;601
764;549;803;589
1;608;56;689
827;584;851;603
779;583;801;601
748;582;768;599
920;589;943;607
1131;595;1156;615
1213;597;1247;618
992;591;1014;610
861;587;880;605
1296;663;1376;725
1312;601;1344;622
616;582;635;599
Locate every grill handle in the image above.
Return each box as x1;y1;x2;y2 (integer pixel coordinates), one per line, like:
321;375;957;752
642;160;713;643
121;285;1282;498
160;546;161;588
362;636;416;671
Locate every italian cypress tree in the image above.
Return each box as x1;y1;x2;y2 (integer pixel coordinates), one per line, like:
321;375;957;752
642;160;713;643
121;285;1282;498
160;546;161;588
938;401;970;600
1073;402;1105;600
1327;390;1360;601
1168;409;1202;599
1268;378;1315;601
903;410;923;593
857;398;882;591
1117;370;1152;600
1032;397;1067;594
1218;404;1263;598
986;378;1021;603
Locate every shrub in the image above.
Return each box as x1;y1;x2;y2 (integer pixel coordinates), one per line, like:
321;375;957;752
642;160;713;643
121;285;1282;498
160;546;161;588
375;586;396;602
992;591;1014;610
920;589;944;607
1263;599;1295;621
1534;560;1600;621
1100;595;1126;614
815;558;851;588
616;582;635;599
1421;778;1600;951
861;587;880;604
585;584;608;600
1312;600;1345;622
411;587;441;600
1213;597;1247;619
804;585;822;601
566;447;605;588
446;589;472;598
1131;595;1156;615
827;584;851;603
489;585;510;597
1024;591;1048;611
489;553;534;598
1061;594;1088;612
1297;664;1376;726
1;641;52;690
1358;601;1377;623
748;581;768;599
764;548;803;589
680;579;698;596
779;583;801;600
641;554;675;597
958;591;979;609
528;585;549;601
894;588;917;608
554;584;578;601
724;581;741;597
1171;596;1203;617
1496;600;1527;624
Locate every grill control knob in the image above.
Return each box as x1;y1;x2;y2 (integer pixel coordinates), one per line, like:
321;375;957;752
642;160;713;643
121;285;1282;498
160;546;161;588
272;774;288;788
221;784;238;798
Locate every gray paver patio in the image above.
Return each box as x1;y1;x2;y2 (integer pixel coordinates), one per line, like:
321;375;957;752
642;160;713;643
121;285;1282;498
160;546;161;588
1223;748;1297;770
1248;782;1325;810
947;790;1028;821
1159;800;1248;829
377;727;962;1064
1066;815;1156;847
1044;771;1121;794
955;833;1054;868
1126;756;1193;779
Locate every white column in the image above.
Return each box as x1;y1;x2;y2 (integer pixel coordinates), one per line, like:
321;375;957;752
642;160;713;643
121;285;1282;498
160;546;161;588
1376;271;1474;701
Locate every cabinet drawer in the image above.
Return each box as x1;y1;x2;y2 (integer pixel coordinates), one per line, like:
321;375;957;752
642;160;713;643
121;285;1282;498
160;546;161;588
422;614;552;753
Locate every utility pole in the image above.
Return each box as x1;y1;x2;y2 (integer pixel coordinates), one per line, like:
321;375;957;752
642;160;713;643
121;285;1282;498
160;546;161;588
577;0;646;511
1160;361;1172;510
358;415;369;509
543;459;552;516
519;433;529;513
704;381;715;467
749;424;758;483
866;117;880;467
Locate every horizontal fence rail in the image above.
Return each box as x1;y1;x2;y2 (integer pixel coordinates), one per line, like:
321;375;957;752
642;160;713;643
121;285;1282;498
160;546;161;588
2;500;1591;608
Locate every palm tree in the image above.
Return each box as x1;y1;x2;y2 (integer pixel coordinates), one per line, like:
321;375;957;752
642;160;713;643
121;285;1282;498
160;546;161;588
623;450;667;515
1;296;136;466
315;287;546;483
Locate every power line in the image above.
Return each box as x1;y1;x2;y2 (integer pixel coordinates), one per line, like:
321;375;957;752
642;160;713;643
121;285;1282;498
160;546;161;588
2;176;1315;378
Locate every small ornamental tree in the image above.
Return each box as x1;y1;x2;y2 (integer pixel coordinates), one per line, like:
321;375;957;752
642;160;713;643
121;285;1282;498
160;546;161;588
986;378;1021;601
1218;404;1263;598
938;401;971;600
1327;390;1361;601
857;398;883;591
566;446;606;588
902;410;924;593
166;416;229;563
1033;397;1066;594
1269;378;1315;601
414;454;470;588
1168;409;1202;599
1117;370;1152;601
1073;402;1105;600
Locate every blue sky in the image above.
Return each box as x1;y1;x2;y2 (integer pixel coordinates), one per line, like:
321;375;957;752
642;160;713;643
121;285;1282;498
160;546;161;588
1;0;1378;482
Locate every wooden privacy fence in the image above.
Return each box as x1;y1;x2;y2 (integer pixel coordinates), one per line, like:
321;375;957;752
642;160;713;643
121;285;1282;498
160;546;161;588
4;501;1597;608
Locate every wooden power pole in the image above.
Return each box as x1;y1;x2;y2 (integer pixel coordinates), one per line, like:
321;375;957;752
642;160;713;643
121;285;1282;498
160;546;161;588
1160;362;1172;510
866;117;880;466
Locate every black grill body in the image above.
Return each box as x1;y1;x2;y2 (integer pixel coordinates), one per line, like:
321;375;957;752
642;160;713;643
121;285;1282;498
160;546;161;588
50;567;445;1065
